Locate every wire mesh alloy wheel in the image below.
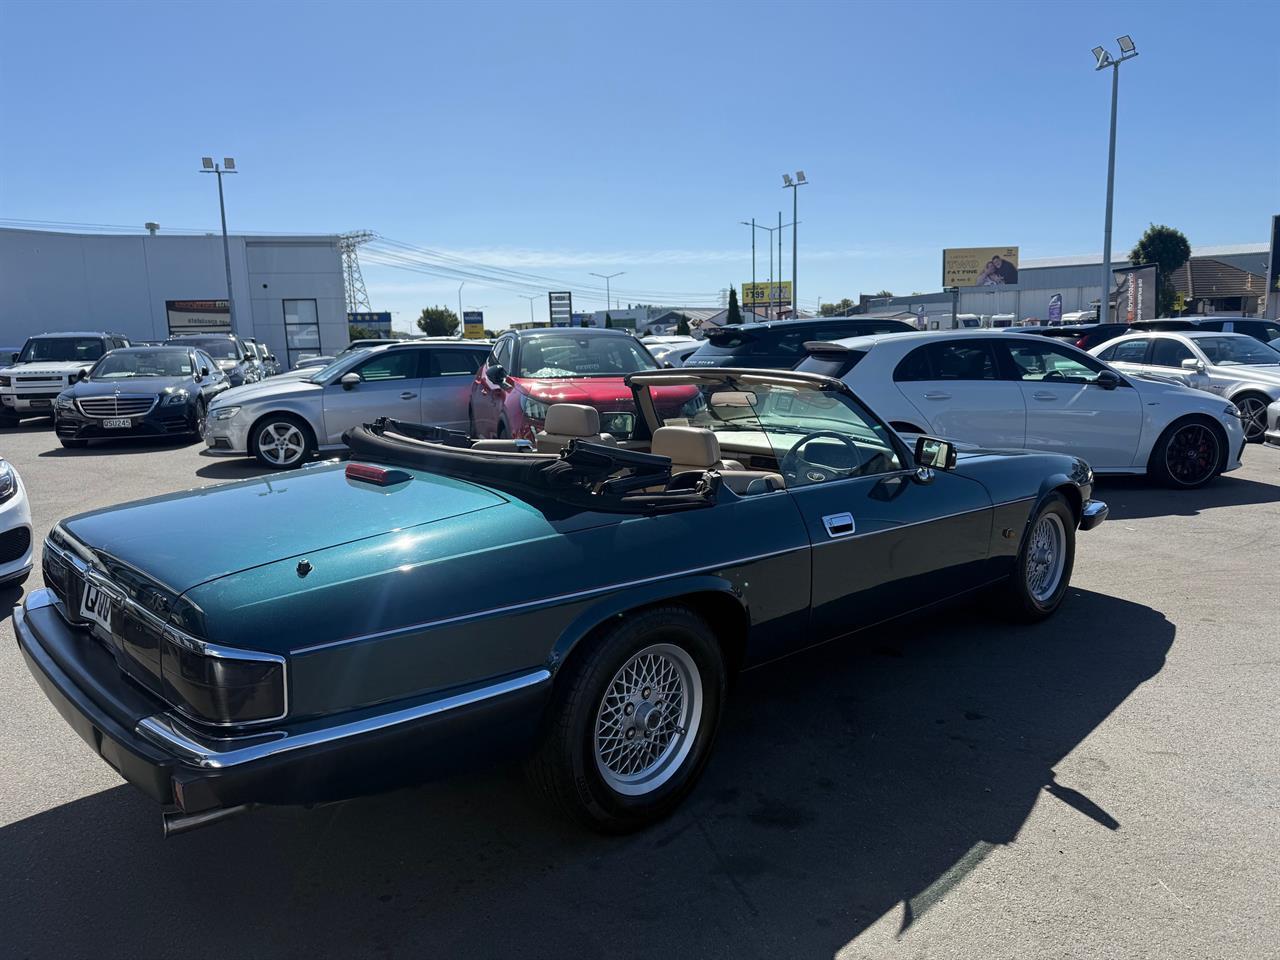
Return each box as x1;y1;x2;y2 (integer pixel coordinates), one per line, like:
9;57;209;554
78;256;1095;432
593;643;703;797
1025;512;1067;603
256;421;307;467
1234;397;1268;441
1165;422;1219;486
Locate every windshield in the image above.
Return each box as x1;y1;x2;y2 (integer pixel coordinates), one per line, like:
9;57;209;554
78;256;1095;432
172;337;243;360
18;337;105;363
1195;336;1280;366
517;335;658;378
659;378;902;488
90;349;193;379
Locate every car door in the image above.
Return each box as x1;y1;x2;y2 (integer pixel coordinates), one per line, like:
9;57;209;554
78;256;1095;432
997;339;1142;469
321;349;424;444
1097;336;1152;379
419;347;484;430
1140;336;1216;392
892;338;1027;449
473;336;514;436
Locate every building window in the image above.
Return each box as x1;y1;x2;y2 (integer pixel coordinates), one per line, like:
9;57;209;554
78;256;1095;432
282;299;320;367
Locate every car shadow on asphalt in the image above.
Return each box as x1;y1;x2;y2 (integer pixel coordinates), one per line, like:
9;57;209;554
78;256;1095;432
36;437;200;457
1096;470;1280;521
0;588;1171;959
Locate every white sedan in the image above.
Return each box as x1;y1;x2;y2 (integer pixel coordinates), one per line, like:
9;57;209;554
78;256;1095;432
0;457;33;587
795;330;1245;489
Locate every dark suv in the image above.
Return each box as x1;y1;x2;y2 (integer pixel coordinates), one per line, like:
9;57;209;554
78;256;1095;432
682;317;915;370
1003;323;1132;351
167;333;259;387
1130;317;1280;346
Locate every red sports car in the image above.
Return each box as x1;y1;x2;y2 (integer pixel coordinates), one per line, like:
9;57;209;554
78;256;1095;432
469;328;702;441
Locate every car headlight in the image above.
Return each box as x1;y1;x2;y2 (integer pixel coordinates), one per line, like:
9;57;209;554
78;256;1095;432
163;389;191;406
520;394;549;420
1224;403;1244;419
0;375;10;387
211;406;241;421
53;393;75;410
0;461;15;503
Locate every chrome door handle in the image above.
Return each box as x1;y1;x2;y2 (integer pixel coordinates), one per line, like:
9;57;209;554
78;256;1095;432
923;391;951;400
400;392;417;400
822;512;855;538
1032;391;1057;401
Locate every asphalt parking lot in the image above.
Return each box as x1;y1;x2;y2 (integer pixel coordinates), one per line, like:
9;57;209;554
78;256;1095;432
1;422;1277;960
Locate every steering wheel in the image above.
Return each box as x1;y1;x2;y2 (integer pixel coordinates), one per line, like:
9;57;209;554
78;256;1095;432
778;431;863;485
1043;369;1068;382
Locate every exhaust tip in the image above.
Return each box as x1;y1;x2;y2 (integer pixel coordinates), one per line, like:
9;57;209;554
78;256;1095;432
162;803;254;838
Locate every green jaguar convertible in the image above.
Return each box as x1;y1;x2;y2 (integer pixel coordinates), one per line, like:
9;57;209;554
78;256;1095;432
16;368;1107;835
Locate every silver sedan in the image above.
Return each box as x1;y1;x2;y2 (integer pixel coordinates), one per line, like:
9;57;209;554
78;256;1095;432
203;341;489;469
1092;330;1280;442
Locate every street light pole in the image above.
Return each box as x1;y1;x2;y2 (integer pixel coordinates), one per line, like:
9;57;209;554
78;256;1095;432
782;172;808;317
590;272;624;314
457;282;465;338
518;294;538;325
199;157;238;334
1092;37;1138;325
739;219;757;303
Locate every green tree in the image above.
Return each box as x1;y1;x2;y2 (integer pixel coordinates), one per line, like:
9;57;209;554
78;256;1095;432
675;316;691;336
605;313;614;329
348;324;377;339
873;289;894;299
416;305;460;337
1130;224;1191;317
726;287;743;325
819;297;856;317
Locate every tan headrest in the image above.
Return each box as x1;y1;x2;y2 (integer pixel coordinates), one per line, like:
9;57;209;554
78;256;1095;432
652;426;721;468
544;403;600;437
710;391;758;421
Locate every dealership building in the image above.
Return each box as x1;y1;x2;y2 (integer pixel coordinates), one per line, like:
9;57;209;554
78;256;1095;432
858;242;1272;327
0;227;349;366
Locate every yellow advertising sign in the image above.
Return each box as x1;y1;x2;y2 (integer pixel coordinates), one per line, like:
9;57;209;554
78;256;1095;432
942;247;1019;287
741;281;792;307
463;321;486;339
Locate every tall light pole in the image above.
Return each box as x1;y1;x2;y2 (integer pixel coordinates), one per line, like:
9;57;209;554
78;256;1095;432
457;282;465;338
518;293;539;326
745;219;795;319
590;271;624;313
739;219;758;305
782;171;807;318
200;157;238;333
1092;37;1137;325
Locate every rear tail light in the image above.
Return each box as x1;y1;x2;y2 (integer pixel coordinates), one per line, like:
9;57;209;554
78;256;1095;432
346;463;411;486
161;629;287;726
1075;337;1088;349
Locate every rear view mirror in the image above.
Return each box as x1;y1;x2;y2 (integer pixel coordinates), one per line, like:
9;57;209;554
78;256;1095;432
10;352;18;363
200;366;210;377
1096;369;1121;390
1181;358;1207;374
914;436;957;472
340;372;362;390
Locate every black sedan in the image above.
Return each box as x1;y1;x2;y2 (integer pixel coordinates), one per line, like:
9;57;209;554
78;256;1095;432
53;346;230;448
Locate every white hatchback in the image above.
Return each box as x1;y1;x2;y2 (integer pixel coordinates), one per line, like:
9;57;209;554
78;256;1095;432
796;330;1245;489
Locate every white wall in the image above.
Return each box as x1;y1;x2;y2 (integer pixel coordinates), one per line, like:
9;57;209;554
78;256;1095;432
0;228;345;357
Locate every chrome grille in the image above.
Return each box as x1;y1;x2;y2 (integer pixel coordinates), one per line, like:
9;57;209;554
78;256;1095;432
78;395;157;418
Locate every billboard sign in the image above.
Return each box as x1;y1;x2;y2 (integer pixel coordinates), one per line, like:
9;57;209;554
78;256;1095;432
1047;293;1063;325
462;310;486;339
741;281;792;309
942;247;1019;287
347;311;392;333
1110;263;1158;324
548;291;573;327
166;299;231;334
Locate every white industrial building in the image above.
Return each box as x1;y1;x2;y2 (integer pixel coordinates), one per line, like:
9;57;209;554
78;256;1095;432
0;227;349;366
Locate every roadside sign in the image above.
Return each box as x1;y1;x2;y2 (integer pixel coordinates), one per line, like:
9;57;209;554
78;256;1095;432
548;291;573;327
463;310;485;339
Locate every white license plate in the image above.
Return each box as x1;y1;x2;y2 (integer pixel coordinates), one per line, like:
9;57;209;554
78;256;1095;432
102;418;132;429
79;582;114;633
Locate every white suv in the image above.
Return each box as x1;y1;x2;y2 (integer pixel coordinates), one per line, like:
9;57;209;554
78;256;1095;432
0;332;129;425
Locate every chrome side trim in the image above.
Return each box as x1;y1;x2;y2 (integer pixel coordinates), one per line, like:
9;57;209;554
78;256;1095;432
290;544;808;656
136;668;552;770
809;497;1034;548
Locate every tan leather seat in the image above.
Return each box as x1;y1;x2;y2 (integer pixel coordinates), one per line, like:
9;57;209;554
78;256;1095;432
535;403;618;453
719;470;785;495
650;426;743;474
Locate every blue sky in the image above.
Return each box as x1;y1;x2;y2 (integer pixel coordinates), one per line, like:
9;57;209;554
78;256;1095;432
2;0;1277;331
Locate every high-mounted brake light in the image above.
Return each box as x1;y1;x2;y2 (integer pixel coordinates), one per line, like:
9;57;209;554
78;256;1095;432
346;463;411;486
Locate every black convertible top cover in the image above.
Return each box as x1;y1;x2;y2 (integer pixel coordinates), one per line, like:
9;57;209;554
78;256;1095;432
343;419;716;514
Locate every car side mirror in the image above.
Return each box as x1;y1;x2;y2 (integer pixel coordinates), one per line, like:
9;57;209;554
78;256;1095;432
1181;358;1207;374
200;366;210;377
914;435;957;475
486;364;507;387
10;352;18;363
267;355;276;362
77;369;90;382
340;372;362;390
1096;369;1121;390
244;353;255;362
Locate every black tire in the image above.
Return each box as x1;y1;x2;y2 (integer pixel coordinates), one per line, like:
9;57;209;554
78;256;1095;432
1147;416;1225;489
249;413;315;469
1231;392;1270;444
59;437;88;449
526;605;727;833
191;397;208;438
1003;492;1076;622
